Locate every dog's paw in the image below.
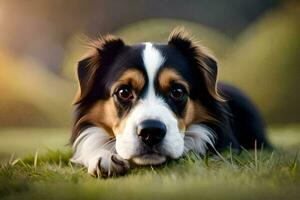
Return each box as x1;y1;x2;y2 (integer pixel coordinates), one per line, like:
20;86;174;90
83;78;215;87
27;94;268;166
88;152;130;178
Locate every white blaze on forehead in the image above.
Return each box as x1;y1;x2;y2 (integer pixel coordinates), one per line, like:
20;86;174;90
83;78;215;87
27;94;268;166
142;42;165;97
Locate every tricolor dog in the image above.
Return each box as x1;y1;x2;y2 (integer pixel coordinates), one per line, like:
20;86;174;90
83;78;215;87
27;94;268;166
70;28;271;177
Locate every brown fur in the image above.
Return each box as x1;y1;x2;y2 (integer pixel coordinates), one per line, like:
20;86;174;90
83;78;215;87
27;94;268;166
158;67;218;132
185;100;218;126
111;69;145;96
158;68;190;93
73;68;146;141
177;99;218;132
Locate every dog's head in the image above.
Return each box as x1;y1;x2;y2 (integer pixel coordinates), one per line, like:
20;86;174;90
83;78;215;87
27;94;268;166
71;28;223;165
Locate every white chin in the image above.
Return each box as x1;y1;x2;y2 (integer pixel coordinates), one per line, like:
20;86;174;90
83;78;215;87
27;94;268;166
131;154;166;165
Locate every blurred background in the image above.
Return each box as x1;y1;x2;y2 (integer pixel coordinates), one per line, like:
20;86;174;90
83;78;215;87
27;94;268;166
0;0;299;160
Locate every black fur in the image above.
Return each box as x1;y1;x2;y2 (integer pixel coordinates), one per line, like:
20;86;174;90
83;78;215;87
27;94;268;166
217;83;271;150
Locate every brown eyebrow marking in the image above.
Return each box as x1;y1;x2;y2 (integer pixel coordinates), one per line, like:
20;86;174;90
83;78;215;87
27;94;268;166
111;69;145;94
158;68;217;132
158;68;190;92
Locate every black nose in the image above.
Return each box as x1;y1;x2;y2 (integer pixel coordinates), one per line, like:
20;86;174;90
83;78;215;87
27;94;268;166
137;119;166;146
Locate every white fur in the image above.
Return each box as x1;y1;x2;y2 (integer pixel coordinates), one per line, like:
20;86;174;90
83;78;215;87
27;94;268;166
184;124;215;155
71;127;129;176
132;153;166;165
115;98;185;161
143;42;165;86
71;127;112;166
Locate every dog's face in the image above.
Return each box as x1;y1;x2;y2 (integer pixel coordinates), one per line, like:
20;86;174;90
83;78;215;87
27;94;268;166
72;29;222;165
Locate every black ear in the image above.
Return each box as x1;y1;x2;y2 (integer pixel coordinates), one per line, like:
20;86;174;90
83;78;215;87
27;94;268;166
74;35;125;104
77;57;94;95
168;27;222;101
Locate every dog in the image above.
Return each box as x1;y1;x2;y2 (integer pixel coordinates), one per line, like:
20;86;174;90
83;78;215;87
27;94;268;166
70;28;271;177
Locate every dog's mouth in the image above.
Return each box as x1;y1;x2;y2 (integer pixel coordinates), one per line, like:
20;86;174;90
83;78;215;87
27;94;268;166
131;153;167;165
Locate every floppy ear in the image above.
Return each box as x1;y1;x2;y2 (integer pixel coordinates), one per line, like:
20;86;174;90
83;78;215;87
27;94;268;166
168;27;223;102
74;35;125;104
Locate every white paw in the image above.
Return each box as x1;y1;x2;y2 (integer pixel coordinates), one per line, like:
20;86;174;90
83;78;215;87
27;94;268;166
88;152;130;178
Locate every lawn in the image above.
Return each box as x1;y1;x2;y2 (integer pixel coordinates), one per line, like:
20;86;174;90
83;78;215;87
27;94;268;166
0;126;300;200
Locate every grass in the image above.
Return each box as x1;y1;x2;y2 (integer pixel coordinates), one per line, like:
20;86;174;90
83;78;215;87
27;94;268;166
0;126;300;200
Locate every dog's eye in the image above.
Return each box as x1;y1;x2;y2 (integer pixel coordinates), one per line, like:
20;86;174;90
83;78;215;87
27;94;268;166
116;86;134;102
169;86;186;102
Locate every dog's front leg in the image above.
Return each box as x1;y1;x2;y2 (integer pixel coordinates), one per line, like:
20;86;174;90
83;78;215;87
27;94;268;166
70;127;130;177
